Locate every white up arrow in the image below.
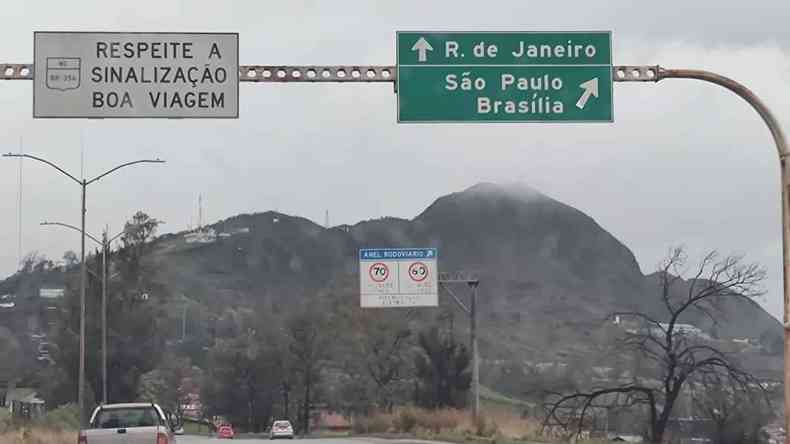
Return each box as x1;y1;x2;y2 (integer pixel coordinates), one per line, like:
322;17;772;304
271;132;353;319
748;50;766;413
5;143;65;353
411;37;433;62
575;78;599;109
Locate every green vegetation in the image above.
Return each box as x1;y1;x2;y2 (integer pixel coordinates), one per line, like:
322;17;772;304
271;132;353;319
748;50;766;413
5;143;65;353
36;404;78;431
479;386;531;408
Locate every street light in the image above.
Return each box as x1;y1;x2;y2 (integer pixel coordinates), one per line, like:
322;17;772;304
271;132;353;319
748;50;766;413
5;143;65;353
639;68;789;440
40;221;126;406
3;152;165;428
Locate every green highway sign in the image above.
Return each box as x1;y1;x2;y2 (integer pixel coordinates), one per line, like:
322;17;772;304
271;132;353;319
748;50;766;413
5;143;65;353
396;32;613;123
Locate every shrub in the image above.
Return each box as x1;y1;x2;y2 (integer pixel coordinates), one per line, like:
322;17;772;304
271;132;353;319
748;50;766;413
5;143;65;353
0;409;11;434
367;414;391;433
37;404;79;431
415;408;461;433
352;414;391;434
351;417;368;435
473;414;499;438
394;408;418;433
437;409;462;432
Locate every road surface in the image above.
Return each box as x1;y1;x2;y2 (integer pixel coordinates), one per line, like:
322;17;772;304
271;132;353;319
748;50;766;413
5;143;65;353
178;437;450;444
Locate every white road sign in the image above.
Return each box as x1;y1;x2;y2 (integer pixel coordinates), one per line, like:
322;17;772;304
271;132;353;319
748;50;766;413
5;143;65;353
359;248;438;308
33;32;239;118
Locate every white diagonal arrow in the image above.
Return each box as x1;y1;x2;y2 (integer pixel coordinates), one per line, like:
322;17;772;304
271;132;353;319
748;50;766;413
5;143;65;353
576;78;599;109
411;37;433;62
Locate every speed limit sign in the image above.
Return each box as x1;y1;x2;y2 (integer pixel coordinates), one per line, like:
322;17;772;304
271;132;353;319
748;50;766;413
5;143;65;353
369;263;390;282
408;262;429;282
359;248;438;307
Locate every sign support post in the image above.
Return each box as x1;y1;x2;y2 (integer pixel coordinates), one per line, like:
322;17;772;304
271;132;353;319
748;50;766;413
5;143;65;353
439;271;481;421
470;280;479;419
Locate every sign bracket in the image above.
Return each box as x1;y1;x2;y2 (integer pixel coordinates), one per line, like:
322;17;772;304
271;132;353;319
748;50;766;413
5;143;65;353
3;62;664;84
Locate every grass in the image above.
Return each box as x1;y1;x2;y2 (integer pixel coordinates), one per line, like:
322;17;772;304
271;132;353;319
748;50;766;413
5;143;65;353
351;407;618;443
315;430;352;437
0;404;79;444
353;407;542;440
0;428;76;444
479;386;533;409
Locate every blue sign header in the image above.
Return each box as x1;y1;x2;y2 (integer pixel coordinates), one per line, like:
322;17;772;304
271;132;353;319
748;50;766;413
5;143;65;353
359;248;438;261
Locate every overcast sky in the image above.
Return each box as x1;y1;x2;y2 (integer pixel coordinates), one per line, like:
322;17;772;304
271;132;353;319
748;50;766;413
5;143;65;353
1;1;789;320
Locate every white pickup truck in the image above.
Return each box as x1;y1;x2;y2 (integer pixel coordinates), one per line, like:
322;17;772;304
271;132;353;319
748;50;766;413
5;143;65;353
78;403;180;444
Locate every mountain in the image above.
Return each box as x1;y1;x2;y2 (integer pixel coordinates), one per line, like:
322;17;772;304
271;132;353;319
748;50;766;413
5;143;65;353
0;182;783;385
147;183;781;362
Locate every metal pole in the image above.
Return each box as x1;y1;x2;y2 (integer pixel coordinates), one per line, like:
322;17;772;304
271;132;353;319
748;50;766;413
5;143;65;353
653;68;789;442
783;164;790;444
78;180;87;428
470;281;479;420
438;272;480;420
16;138;22;270
101;228;108;405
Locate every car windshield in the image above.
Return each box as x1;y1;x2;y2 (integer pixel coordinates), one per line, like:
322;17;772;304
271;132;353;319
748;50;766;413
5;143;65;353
94;407;161;429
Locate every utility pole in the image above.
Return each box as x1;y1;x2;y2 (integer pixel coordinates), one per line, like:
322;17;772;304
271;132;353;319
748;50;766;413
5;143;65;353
439;271;481;420
79;180;86;418
101;227;108;405
16;137;22;270
6;153;165;427
470;280;479;417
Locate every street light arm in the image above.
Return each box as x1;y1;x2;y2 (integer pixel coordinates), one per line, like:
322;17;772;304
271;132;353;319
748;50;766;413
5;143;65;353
41;221;102;246
3;153;82;185
86;159;165;186
654;66;790;444
657;68;788;157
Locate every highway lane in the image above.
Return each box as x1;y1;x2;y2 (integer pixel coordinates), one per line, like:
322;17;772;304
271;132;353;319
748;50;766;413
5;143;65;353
177;437;450;444
179;437;363;444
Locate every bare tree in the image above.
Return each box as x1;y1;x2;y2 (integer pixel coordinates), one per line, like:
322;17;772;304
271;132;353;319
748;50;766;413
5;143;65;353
543;248;768;444
119;210;162;289
692;372;775;444
63;250;79;267
19;251;50;273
